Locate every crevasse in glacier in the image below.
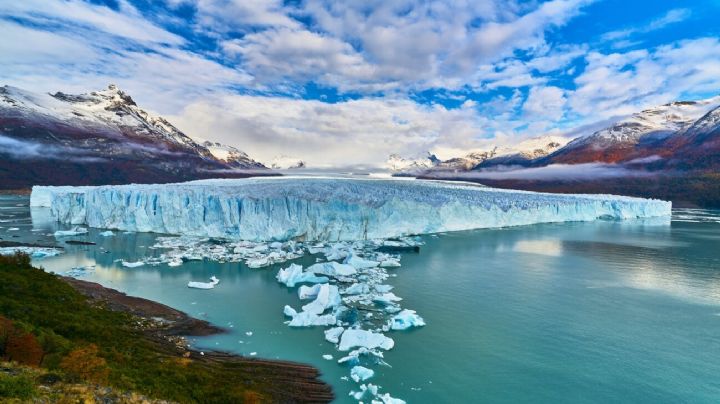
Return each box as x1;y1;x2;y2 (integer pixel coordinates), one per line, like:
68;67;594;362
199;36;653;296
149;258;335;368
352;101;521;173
31;177;671;241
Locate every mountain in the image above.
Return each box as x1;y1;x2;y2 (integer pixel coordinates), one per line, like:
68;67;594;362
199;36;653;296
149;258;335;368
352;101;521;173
385;152;440;174
541;97;720;167
410;135;569;173
202;141;265;169
0;84;267;188
267;155;306;169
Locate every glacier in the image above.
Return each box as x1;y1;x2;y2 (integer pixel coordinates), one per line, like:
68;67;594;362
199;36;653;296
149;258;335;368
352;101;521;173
31;177;671;242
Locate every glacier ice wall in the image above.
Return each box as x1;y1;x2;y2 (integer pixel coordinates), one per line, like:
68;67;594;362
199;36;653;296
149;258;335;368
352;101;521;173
32;178;672;241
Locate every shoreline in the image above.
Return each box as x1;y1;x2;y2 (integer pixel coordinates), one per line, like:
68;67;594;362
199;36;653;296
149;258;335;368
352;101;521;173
61;276;335;403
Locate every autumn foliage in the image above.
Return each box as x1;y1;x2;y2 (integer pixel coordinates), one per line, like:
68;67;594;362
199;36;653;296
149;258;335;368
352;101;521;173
0;315;44;367
60;344;109;385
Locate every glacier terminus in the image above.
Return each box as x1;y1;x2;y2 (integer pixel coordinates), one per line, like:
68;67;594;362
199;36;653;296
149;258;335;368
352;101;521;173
31;177;672;242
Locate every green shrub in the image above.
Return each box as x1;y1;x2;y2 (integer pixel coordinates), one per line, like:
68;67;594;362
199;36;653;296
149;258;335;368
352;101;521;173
0;373;36;399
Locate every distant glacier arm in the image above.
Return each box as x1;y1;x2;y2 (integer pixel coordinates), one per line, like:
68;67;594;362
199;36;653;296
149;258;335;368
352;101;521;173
31;178;672;242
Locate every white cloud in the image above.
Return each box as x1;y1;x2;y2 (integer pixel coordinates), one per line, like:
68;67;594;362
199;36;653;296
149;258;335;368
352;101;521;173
168;95;500;167
524;86;566;122
601;8;692;42
569;37;720;118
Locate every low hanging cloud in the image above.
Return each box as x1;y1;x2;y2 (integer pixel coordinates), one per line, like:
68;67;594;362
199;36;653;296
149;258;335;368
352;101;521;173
427;163;655;181
0;134;104;162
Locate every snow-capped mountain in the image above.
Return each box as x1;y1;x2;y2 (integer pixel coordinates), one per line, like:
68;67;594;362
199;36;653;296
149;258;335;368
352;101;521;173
385;152;440;173
546;97;720;165
202;141;265;169
0;84;266;188
267;155;306;169
426;135;570;172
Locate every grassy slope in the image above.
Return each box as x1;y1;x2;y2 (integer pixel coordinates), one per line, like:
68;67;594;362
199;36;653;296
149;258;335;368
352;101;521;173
0;254;330;403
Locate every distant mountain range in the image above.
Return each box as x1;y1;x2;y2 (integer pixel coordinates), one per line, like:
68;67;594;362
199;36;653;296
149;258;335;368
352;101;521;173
390;96;720;207
0;84;269;188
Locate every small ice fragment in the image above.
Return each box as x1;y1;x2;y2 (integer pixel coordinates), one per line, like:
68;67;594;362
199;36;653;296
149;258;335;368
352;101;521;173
343;253;379;269
350;366;374;382
322;354;334;360
245;331;253;336
390;309;426;330
54;227;88;237
378;393;406;404
7;228;19;231
338;329;394;351
121;260;145;268
307;261;357;277
99;231;115;237
187;276;220;289
276;263;329;287
250;352;257;356
167;258;183;267
324;326;344;344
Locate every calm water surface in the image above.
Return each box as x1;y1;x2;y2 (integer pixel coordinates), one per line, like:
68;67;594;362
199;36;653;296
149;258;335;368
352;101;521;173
2;195;720;403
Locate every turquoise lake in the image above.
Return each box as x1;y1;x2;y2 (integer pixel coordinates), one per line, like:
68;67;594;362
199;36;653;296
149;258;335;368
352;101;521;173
2;195;720;403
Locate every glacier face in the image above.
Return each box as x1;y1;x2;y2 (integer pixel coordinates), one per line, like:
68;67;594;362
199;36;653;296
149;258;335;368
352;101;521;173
32;177;671;242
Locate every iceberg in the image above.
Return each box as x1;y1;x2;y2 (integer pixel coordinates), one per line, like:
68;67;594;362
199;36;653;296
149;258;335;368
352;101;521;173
120;260;145;268
301;284;341;314
53;226;88;237
283;305;337;327
32;177;671;242
308;261;357;277
324;326;345;344
276;264;329;287
338;329;395;351
350;365;375;382
188;276;220;289
390;310;426;330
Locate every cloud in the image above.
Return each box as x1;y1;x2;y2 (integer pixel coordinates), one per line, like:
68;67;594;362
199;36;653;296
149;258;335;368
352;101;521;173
168;95;497;167
427;163;651;181
601;8;692;43
569;37;720;118
0;134;104;162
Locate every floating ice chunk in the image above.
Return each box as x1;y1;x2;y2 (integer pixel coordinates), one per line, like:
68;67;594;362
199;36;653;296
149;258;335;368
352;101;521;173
121;260;145;268
276;264;329;287
379;258;401;268
344;282;370;295
344;253;379;269
250;352;257;356
377;393;406;404
308;261;357;277
324;326;345;344
167;258;183;267
301;284;341;314
99;230;114;237
188;276;220;289
298;284;322;300
374;285;394;293
64;265;95;277
0;247;63;258
322;354;334;360
54;227;88;237
390;310;426;330
286;310;337;327
7;228;19;231
350;384;379;401
373;292;402;305
338;329;394;351
350;366;375;382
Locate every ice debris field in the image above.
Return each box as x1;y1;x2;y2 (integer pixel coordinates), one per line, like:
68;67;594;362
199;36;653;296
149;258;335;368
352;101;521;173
31;177;671;242
25;177;672;403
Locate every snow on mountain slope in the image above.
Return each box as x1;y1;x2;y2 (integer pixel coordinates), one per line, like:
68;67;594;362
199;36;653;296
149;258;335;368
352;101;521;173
431;135;570;172
385;152;439;173
34;178;671;242
547;96;720;165
202;141;266;169
268;155;306;169
0;84;267;188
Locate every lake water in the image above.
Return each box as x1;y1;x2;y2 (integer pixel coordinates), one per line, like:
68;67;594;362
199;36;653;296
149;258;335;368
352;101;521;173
2;195;720;403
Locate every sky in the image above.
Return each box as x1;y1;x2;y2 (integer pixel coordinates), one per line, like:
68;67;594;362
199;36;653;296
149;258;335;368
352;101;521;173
2;0;720;167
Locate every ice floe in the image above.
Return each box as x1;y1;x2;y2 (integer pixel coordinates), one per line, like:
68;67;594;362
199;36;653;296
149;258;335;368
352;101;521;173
351;366;375;382
53;226;88;237
339;329;395;351
389;310;426;330
187;276;220;289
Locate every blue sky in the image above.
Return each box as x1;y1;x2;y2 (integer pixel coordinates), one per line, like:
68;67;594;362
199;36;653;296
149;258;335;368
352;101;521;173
2;0;720;166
